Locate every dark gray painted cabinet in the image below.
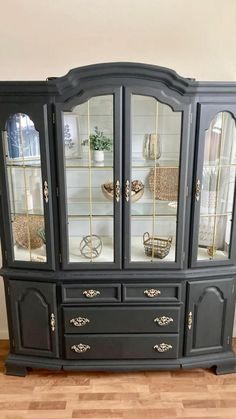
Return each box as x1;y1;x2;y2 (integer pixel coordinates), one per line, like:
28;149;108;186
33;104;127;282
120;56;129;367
0;63;236;376
8;280;59;358
185;278;235;356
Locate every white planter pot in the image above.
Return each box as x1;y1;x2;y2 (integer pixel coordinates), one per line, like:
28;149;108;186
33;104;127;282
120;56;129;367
93;150;104;162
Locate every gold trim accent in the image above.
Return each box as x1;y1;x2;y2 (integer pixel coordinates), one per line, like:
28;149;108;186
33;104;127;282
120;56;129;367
115;180;120;203
154;343;173;352
188;311;193;330
125;180;130;202
70;317;90;327
50;313;55;332
144;288;161;298
83;289;101;298
71;343;91;353
154;316;173;326
195;179;201;201
43;181;49;203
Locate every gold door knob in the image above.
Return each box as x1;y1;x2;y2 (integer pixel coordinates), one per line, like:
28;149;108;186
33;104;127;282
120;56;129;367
188;311;193;330
50;313;56;332
70;317;90;327
154;343;173;352
125;180;130;202
144;289;161;298
154;316;173;326
195;179;201;201
115;180;120;203
71;344;91;353
83;289;100;298
43;180;49;203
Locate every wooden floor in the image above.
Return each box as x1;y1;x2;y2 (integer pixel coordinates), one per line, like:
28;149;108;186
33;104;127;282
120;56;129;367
1;341;236;419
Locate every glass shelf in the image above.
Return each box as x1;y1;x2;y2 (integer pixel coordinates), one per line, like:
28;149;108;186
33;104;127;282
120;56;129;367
67;200;177;217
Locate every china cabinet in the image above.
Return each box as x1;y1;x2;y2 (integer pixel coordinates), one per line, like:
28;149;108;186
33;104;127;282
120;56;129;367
0;63;236;376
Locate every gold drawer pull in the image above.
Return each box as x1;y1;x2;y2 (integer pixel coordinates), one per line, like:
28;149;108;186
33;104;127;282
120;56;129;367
70;317;90;327
71;344;91;353
154;316;173;326
154;343;173;353
83;289;100;298
144;289;161;298
188;311;193;330
115;180;121;203
50;313;56;332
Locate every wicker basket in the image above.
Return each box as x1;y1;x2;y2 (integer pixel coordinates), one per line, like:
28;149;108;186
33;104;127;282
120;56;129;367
12;215;45;249
149;167;179;201
143;232;172;259
101;180;144;202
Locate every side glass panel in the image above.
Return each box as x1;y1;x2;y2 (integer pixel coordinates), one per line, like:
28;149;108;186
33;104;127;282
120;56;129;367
130;95;182;263
3;113;47;263
197;112;236;261
63;95;114;263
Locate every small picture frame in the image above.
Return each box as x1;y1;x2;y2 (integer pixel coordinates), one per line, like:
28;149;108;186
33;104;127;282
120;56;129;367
63;113;82;159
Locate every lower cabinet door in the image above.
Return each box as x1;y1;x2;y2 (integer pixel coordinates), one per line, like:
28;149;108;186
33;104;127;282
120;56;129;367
9;280;59;358
65;334;179;359
185;278;235;356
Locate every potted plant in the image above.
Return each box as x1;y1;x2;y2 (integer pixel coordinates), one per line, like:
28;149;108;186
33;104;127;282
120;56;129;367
88;126;112;162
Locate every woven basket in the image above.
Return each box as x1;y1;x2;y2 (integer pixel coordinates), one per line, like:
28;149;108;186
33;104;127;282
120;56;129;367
143;232;172;259
149;167;179;201
12;215;45;249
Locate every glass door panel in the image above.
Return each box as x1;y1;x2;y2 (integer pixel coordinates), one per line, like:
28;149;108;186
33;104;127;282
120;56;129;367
197;112;236;261
130;95;182;264
3;113;47;263
63;95;115;264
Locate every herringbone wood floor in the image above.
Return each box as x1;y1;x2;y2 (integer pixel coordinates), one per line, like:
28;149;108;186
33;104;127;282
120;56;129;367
0;340;236;418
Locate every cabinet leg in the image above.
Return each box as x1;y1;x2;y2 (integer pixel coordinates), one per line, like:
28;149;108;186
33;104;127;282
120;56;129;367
5;363;27;377
215;362;236;375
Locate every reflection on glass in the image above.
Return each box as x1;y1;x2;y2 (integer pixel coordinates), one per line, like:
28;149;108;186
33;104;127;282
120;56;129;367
130;95;182;263
3;113;46;262
63;95;114;263
198;112;236;261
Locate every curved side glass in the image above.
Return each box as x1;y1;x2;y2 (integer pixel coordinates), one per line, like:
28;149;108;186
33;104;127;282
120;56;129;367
63;95;114;263
130;95;182;263
197;112;236;261
3;113;46;263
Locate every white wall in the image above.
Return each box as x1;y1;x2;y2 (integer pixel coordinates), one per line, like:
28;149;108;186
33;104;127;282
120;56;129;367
0;0;236;337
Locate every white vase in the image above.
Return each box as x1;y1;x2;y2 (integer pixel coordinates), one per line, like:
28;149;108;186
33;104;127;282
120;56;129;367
94;150;104;162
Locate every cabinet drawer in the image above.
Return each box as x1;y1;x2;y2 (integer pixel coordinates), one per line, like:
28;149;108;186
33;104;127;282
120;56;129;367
65;334;179;359
63;306;180;334
123;283;181;302
62;284;121;303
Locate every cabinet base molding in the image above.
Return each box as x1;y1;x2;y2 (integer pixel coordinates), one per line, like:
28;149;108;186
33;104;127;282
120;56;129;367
5;351;236;376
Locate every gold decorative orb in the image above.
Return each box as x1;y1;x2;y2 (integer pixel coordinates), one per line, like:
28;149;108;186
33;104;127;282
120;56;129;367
80;235;102;259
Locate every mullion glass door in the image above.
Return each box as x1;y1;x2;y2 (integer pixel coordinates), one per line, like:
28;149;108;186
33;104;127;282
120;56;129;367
191;105;236;267
59;88;122;269
0;104;54;269
124;87;185;269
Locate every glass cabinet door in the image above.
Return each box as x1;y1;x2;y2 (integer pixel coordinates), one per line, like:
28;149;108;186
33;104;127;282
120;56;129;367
0;105;55;269
58;88;122;268
124;88;187;268
191;105;236;266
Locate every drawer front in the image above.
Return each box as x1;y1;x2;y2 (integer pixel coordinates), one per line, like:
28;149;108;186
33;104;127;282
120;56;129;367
123;283;181;302
62;284;121;303
65;334;179;359
63;306;181;334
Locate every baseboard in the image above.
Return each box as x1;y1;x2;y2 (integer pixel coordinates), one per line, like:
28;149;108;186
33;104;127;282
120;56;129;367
0;330;9;339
